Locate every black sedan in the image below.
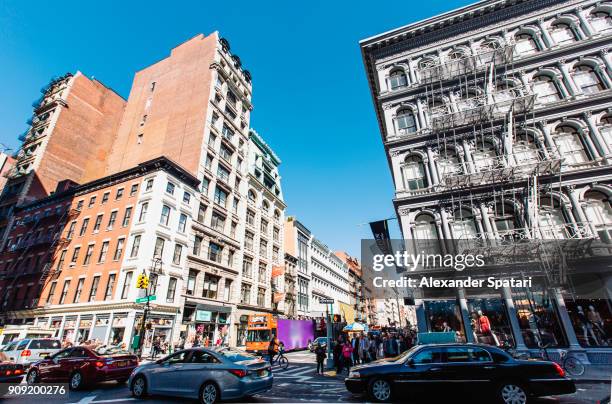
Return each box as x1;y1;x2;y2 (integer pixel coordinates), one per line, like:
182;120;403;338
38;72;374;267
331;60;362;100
0;361;25;383
345;343;575;403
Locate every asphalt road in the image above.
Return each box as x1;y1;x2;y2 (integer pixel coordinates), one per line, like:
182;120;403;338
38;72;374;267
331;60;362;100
2;350;610;403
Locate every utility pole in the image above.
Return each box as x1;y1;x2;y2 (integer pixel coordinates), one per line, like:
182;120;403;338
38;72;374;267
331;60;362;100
135;269;149;359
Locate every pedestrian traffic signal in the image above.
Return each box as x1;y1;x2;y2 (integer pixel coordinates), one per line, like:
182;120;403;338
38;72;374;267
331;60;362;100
136;274;149;289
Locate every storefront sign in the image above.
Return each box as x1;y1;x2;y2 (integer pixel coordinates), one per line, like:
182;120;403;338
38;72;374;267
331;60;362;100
195;310;212;322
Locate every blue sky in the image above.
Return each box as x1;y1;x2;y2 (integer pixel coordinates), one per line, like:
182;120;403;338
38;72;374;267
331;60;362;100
0;0;471;257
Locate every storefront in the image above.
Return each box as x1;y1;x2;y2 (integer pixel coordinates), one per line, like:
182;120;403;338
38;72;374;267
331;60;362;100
183;303;233;347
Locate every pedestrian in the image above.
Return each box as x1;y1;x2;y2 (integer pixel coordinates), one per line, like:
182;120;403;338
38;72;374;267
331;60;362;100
151;336;160;359
315;342;326;374
359;335;369;363
333;337;343;374
342;340;353;374
352;335;360;365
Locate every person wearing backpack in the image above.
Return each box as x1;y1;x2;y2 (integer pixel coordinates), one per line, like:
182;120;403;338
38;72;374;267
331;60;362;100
268;335;279;365
314;342;326;374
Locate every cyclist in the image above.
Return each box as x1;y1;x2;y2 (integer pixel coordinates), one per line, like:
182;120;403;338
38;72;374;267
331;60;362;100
267;334;279;365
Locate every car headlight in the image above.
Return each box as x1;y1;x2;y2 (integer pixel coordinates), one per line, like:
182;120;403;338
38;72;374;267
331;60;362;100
348;371;361;379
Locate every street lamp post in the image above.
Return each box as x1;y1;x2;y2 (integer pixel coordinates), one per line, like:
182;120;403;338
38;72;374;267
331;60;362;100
135;257;162;359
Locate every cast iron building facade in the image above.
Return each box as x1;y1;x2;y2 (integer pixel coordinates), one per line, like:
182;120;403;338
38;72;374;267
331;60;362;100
361;0;612;362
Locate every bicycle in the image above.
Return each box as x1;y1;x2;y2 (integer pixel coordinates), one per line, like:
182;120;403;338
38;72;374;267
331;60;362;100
538;342;585;377
269;350;289;370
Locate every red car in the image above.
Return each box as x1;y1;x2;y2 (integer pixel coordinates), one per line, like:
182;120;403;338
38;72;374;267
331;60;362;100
26;346;138;390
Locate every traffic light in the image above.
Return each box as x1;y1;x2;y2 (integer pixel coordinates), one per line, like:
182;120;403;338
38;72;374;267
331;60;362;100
136;274;149;289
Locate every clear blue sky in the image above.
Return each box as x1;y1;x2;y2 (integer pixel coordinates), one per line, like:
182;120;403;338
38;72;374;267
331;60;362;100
0;0;471;257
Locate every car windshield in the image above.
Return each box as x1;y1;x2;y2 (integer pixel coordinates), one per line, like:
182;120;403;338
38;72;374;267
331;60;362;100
216;348;257;363
95;346;129;355
29;339;61;350
394;345;421;363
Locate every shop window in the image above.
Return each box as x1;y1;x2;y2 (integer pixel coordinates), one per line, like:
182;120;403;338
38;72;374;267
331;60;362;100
565;273;611;347
424;300;465;342
513;281;568;348
467;298;514;347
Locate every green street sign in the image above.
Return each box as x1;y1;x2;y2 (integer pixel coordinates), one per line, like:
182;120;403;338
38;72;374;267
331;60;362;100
135;295;156;304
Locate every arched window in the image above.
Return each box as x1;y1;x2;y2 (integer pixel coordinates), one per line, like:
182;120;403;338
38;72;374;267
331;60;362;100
589;10;612;33
389;69;408;90
598;115;612;150
403;155;428;190
493;202;520;236
533;75;562;104
538;196;569;239
262;200;270;212
550;22;577;45
437;147;463;178
553;125;589;164
583;190;612;239
472;141;498;171
428;99;448;116
458;89;483;111
514;133;542;165
573;65;605;94
248;189;257;203
413;214;441;253
452;208;478;239
396;109;417;133
515;32;540;55
273;209;281;222
493;83;518;112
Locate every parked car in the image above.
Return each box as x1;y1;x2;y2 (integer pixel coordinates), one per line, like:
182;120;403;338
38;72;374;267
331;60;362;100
0;361;26;383
129;347;273;404
4;338;62;365
26;346;138;390
345;343;576;404
308;337;329;352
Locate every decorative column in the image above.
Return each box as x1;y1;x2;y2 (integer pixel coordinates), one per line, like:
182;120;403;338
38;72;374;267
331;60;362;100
408;59;417;85
537;19;555;48
457;288;475;343
595;62;612;88
584;111;611;157
462;140;476;173
539;121;556;154
600;50;612;75
439;208;452;240
576;7;596;37
448;92;460;113
558;61;581;97
416;99;427;130
551;287;589;362
567;186;593;236
502;286;528;351
426;147;440;184
581;126;602;160
480;203;495;239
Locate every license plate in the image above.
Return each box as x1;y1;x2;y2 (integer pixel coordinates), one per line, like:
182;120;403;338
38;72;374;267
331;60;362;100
257;369;269;377
115;361;127;367
39;352;49;357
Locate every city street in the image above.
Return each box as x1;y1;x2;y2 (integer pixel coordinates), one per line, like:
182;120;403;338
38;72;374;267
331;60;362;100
3;351;610;404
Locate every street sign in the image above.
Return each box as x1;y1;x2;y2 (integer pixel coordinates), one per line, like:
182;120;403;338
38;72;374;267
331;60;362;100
135;295;156;304
319;298;334;304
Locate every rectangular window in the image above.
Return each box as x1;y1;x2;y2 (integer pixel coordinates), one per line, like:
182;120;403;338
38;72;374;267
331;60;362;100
98;241;109;263
211;212;225;232
208;133;216;147
88;276;100;302
245;232;254;251
201;178;209;195
73;278;84;303
260;219;268;233
76;200;84;211
122;207;132;227
222;124;234;140
178;213;187;232
57;249;67;270
208;242;222;263
213;187;227;207
88;196;96;208
145;179;154;191
167;277;177;303
260;239;267;255
202;274;219;299
186;270;197;295
71;247;81;264
259;263;266;282
257;287;266;307
198;203;206;222
66;221;76;239
273;227;280;242
79;218;89;236
160;205;171;225
83;244;94;265
115;188;124;200
104;274;116;300
130;184;139;196
240;283;251;304
246;209;255;226
46;281;57;304
193;235;203;255
154;237;165;258
149;273;158;296
243;258;252;278
93;214;103;232
114;238;125;261
173;243;183;265
217;165;230;183
230;221;237;238
59;280;71;304
224;279;232;301
107;211;117;229
166;182;175;195
183;191;191;204
130;235;141;258
121;272;132;299
220;145;232;162
205;154;213;170
101;192;110;204
138;202;148;222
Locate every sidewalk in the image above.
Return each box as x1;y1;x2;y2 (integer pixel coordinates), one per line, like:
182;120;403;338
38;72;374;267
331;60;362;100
573;365;612;384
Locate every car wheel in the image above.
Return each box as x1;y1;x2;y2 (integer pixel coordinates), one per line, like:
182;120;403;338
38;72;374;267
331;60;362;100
368;378;392;402
200;382;219;404
131;375;148;398
498;382;528;404
26;369;39;384
69;371;84;390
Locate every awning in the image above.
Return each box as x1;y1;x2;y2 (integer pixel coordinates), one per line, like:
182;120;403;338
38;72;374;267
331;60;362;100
196;303;232;313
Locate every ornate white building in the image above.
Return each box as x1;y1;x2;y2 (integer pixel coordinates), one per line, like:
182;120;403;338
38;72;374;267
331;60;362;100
361;0;612;362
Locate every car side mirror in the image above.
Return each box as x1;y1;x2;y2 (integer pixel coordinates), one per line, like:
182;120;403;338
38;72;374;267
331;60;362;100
406;358;415;367
44;355;51;360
